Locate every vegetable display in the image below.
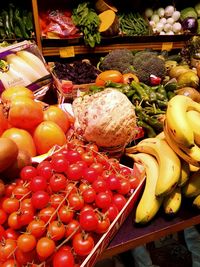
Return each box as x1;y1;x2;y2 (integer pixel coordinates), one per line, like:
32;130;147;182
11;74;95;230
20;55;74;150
53;60;100;84
72;2;101;48
119;12;150;36
0;3;34;39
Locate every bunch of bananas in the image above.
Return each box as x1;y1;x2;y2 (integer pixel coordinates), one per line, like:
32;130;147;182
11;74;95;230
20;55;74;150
163;94;200;211
126;137;182;224
126;94;200;224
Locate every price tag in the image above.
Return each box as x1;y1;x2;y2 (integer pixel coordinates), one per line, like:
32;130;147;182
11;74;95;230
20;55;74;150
59;46;75;58
162;42;173;51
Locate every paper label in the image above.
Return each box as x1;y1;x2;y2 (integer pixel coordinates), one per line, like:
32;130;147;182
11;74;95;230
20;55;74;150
59;46;75;58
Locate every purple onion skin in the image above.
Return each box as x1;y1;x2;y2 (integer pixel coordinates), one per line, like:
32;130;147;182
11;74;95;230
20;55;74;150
182;17;198;33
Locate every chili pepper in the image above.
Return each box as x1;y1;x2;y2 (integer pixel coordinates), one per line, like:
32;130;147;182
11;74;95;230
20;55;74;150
131;80;149;101
149;74;162;86
137;120;156;138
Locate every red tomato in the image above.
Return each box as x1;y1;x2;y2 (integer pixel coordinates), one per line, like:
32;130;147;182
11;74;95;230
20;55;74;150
27;219;46;238
58;205;74;224
33;121;67;155
43;105;70;133
72;232;94;256
95;70;123;86
47;220;66;241
1;259;20;267
2;198;20;214
8;96;43;130
0;238;17;262
96;217;110;234
79;209;98;231
36;237;56;259
17;233;36;253
53;246;74;267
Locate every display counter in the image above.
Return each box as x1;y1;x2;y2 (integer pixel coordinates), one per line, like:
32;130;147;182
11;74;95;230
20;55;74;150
101;199;200;259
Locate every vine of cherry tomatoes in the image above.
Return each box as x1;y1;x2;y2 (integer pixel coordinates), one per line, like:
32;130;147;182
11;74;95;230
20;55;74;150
0;139;141;266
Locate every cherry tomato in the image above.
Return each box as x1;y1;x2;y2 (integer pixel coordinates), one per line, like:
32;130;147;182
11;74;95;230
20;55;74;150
0;208;8;224
92;177;108;192
95;70;123;86
38;206;57;223
49;173;67;192
58;205;74;224
30;175;48;192
36;237;55;259
17;208;34;227
8;96;43;130
68;193;84;211
72;232;94;256
7;212;21;230
65;163;83;181
15;248;37;266
31;190;50;209
50;194;65;208
51;154;69;173
2;128;36;157
95;191;112;209
17;233;36;253
96;217;110;234
65;219;80;238
20;166;38;181
65;150;81;164
0;238;17;262
43;105;71;133
79;209;98;231
33;121;67;155
27;219;46;238
5;228;19;240
83;167;99;183
1;259;20;267
82;188;96;203
81;152;95;166
53;246;74;267
106;174;120;191
129;176;140;190
36;160;53;181
103;204;119;222
47;220;66;241
117;178;131;195
12;185;30;200
112;194;127;211
0;225;6;240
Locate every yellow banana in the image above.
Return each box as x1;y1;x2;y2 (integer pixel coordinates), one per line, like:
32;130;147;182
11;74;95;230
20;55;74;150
189;164;200;172
182;170;200;198
178;159;190;187
187;110;200;145
193;194;200;209
126;137;181;197
163;120;200;167
163;186;182;215
166;95;200;148
156;131;165;140
126;152;163;224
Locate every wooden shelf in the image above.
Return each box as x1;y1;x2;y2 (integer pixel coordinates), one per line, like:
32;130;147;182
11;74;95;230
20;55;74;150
42;40;187;57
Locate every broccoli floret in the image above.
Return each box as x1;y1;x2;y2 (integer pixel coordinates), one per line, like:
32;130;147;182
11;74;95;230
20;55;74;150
99;49;135;73
132;51;166;85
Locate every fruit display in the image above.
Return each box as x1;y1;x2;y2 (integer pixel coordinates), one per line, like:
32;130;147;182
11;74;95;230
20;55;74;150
2;37;200;266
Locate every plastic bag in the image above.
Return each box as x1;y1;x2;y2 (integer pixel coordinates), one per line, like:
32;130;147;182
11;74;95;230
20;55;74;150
0;40;52;99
